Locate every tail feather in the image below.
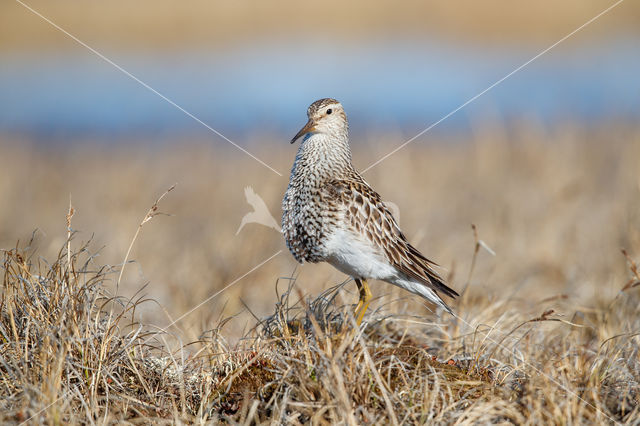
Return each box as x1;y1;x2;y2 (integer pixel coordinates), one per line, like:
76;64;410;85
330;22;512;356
403;244;459;299
390;277;454;314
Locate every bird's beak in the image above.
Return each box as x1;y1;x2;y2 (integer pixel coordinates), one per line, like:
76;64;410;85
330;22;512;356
291;118;315;144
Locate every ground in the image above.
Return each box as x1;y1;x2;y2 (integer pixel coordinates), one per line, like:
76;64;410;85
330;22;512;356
1;126;639;423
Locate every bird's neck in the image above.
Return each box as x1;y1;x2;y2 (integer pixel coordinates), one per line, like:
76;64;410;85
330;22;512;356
293;132;354;182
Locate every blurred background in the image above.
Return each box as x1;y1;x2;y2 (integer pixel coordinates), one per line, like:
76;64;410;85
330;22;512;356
1;0;639;340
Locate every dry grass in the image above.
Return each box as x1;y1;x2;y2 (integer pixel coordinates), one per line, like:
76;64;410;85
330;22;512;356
2;0;639;51
1;122;639;423
1;233;638;423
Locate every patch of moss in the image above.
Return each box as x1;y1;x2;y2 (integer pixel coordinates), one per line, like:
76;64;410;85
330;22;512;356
209;356;275;416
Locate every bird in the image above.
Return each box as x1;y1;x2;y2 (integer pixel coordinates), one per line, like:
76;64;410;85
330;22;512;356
236;186;282;235
282;98;458;325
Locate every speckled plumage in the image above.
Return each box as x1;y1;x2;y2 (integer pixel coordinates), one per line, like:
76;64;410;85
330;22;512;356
283;98;458;314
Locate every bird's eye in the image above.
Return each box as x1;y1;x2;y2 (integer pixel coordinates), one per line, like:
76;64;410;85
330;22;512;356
326;109;332;115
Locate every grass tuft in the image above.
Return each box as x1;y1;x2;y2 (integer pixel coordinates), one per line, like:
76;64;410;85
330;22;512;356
1;213;639;422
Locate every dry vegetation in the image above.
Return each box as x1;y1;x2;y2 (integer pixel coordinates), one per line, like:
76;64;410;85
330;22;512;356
2;0;640;52
1;122;639;423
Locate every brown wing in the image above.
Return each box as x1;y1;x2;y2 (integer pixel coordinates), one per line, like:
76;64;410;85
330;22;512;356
325;177;459;300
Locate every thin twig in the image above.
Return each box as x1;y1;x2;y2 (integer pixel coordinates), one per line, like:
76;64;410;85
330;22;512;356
116;184;176;291
66;198;75;285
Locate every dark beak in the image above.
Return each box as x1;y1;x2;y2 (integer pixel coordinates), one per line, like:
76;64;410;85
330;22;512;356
291;119;315;144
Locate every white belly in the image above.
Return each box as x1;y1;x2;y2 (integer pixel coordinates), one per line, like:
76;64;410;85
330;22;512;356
323;227;396;280
323;227;450;311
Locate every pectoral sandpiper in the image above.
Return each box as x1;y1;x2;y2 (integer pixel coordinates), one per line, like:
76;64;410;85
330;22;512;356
282;98;458;325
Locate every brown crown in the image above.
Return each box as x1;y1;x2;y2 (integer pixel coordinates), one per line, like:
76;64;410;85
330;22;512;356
307;98;340;116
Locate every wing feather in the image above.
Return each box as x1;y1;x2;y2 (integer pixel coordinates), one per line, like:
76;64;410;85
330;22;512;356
327;177;459;301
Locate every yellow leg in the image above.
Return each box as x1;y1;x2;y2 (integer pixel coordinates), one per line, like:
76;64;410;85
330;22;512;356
354;278;372;325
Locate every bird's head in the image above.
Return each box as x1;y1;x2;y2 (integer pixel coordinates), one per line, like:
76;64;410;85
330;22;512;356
291;98;348;144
